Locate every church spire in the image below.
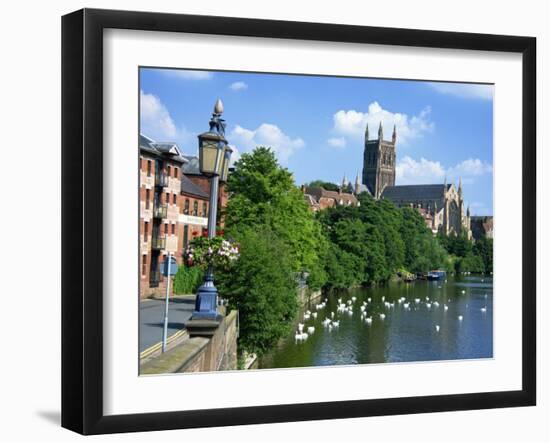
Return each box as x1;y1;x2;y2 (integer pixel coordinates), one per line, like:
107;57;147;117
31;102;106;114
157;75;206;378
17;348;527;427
342;173;348;189
392;124;397;144
458;177;463;195
378;121;383;140
365;123;369;141
355;172;360;194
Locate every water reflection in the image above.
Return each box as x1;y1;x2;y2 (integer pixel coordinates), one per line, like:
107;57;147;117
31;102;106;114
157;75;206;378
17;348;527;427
258;275;493;369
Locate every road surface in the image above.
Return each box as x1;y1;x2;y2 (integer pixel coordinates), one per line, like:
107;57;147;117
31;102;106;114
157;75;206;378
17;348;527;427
139;295;195;352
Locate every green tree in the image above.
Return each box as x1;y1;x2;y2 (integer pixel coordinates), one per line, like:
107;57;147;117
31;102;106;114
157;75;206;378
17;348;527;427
173;265;204;295
225;147;327;287
304;180;340;191
456;253;485;273
216;227;297;356
473;237;493;273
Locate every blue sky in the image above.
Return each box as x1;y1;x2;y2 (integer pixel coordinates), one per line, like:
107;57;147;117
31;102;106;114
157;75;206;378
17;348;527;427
140;68;493;215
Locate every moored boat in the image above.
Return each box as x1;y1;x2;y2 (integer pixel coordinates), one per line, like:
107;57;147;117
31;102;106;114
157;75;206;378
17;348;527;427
427;270;446;281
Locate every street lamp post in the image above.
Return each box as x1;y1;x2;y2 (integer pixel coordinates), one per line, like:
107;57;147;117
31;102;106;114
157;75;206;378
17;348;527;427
191;98;232;321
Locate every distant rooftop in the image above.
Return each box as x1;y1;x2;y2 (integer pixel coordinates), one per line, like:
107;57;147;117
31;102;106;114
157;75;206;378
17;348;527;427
181;155;201;175
180;174;209;199
381;184;451;201
139;134;188;164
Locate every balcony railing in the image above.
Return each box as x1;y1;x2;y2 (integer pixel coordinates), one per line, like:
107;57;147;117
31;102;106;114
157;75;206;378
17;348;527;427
151;235;166;250
153;204;167;219
155;173;168;187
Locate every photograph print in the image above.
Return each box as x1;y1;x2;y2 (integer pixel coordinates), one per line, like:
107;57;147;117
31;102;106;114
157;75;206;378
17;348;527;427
138;67;494;375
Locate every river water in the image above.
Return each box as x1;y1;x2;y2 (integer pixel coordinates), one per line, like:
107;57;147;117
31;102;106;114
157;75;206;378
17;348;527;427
258;275;493;369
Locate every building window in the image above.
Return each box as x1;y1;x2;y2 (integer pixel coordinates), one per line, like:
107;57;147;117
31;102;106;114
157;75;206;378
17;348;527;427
142;255;147;276
167;165;171;177
166;192;170;204
183;225;189;248
184;199;190;214
144;221;149;242
171;224;175;235
164;223;168;235
193;201;198;216
174;167;178;178
145;188;150;210
202;202;207;217
146;160;152;176
172;194;177;204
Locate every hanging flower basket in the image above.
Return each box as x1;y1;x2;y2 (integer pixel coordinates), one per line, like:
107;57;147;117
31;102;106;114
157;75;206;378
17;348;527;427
184;236;239;269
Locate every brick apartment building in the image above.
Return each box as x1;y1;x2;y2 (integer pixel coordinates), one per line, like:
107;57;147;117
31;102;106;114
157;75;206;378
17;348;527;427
139;134;223;299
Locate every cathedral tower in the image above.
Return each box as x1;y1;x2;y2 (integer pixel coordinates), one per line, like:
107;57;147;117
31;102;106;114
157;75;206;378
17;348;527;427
362;122;397;199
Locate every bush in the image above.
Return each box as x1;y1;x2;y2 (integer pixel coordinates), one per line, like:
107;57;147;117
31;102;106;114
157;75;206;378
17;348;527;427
173;265;204;295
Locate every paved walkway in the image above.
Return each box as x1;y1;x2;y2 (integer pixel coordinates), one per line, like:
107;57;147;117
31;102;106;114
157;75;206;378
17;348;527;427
139;295;195;352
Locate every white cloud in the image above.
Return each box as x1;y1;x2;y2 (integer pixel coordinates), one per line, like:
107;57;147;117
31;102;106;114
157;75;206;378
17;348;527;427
396;156;446;185
396;156;492;185
428;82;493;100
140;90;177;138
229;81;248;91
140;90;194;151
327;137;347;149
229;123;304;164
332;101;434;146
159;69;213;80
447;158;493;178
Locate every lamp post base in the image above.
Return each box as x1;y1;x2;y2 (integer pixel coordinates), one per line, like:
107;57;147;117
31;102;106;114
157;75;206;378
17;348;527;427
191;282;221;320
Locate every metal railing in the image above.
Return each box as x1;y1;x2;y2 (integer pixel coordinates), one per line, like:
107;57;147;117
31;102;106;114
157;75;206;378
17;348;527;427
155;173;168;187
151;235;166;250
153;204;167;219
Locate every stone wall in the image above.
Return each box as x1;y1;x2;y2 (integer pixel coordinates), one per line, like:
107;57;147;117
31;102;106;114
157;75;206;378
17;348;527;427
297;287;322;307
140;310;238;374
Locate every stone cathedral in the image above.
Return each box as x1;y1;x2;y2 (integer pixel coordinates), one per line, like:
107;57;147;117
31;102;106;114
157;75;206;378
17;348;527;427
360;122;472;238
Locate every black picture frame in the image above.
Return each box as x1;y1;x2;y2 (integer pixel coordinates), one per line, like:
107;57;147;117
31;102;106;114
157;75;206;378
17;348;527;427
62;8;536;435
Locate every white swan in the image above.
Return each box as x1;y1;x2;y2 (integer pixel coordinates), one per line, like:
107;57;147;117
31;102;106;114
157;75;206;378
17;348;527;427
307;326;315;334
332;321;340;328
435;325;440;332
365;317;373;324
458;315;463;321
426;303;432;309
298;323;304;333
461;290;466;294
480;307;487;313
444;305;449;311
312;312;318;319
379;313;386;320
